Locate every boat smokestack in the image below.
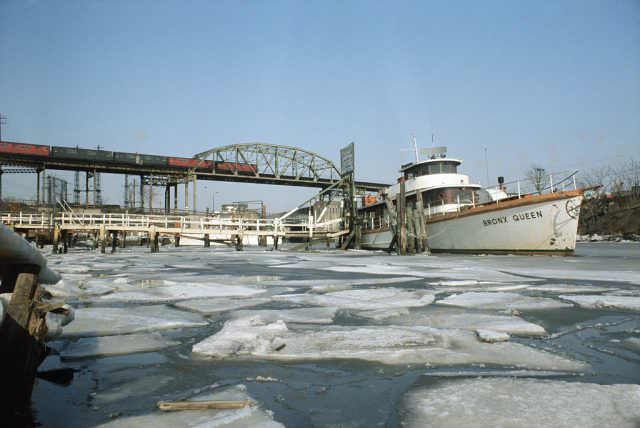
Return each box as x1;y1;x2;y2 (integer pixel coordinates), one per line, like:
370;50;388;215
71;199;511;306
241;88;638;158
498;176;506;191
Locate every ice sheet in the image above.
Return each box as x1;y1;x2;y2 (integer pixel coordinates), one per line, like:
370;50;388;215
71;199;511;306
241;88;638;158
61;333;179;360
527;284;612;293
230;307;337;324
173;297;272;315
400;378;640;428
98;281;267;303
476;329;510;343
623;337;640;353
272;288;435;310
559;295;640;311
375;308;547;336
437;292;570;310
98;384;283;428
192;317;586;371
62;305;208;337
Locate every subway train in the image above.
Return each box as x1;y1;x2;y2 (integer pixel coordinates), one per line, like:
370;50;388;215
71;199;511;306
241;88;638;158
0;141;256;173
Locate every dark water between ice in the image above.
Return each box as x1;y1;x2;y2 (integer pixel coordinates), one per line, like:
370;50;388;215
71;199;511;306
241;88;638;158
31;242;640;427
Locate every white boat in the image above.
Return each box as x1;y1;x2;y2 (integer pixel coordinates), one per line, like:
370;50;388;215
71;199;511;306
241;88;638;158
359;145;584;255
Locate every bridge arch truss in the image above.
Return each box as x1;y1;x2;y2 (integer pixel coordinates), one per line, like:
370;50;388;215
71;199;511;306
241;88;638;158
193;143;342;187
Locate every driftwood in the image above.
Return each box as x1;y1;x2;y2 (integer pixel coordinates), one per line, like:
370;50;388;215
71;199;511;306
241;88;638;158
157;399;251;411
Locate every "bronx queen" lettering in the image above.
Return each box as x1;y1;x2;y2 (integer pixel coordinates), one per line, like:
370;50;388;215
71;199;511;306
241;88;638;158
482;210;544;227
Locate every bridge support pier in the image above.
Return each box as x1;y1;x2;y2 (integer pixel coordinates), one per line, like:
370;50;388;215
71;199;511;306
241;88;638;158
62;230;68;254
52;226;60;255
99;226;107;254
149;227;159;253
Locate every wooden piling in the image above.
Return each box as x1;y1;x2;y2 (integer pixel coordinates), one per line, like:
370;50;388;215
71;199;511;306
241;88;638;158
397;179;407;255
52;225;60;255
406;204;416;254
414;191;429;254
111;231;117;253
174;234;180;247
0;263;47;422
204;234;210;248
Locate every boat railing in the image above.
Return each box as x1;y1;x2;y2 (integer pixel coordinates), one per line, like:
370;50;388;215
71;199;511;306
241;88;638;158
484;170;579;200
422;170;580;219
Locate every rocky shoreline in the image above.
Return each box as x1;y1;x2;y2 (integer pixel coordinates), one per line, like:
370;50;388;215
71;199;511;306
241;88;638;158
577;233;640;242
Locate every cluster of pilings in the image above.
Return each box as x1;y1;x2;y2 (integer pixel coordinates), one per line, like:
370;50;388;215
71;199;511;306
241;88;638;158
385;178;429;255
0;224;62;423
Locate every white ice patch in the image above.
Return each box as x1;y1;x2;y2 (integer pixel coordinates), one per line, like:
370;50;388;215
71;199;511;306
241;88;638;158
623;337;640;354
173;297;271;315
97;384;283;428
61;333;179;360
273;288;435;311
230;307;337;324
400;378;640;428
437;292;570;310
98;281;266;303
500;267;640;285
476;329;510;343
62;305;208;338
193;317;585;371
528;284;612;293
559;295;640;311
359;308;547;336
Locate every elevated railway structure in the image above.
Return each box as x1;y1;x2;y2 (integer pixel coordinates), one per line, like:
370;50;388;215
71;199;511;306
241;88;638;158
0;141;388;213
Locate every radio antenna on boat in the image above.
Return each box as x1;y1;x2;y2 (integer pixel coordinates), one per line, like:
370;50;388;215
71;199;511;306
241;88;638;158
412;135;420;163
484;145;490;187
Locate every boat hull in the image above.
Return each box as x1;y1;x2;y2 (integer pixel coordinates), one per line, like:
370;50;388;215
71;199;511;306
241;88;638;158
361;192;584;255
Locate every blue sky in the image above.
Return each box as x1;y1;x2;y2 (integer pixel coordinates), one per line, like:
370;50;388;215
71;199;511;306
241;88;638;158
1;0;639;211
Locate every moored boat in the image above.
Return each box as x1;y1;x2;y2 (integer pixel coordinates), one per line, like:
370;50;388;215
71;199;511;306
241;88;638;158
359;145;583;255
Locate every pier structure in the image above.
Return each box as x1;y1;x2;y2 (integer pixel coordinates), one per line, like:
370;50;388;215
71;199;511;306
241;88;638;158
1;209;349;252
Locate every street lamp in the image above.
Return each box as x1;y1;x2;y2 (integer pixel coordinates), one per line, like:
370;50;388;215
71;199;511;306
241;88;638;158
212;191;219;212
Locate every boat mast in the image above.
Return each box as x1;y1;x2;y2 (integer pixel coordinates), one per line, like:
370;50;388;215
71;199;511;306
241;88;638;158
412;135;420;163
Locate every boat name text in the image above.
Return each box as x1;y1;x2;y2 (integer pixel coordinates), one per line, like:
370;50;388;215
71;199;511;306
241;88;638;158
482;210;543;227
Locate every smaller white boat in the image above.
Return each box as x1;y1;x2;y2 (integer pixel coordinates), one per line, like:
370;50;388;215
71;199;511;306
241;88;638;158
359;144;584;255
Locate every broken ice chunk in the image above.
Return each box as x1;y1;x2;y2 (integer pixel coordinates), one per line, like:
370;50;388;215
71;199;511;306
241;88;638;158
476;329;510;343
559;295;640;311
62;305;208;338
436;292;570;310
61;333;179;360
400;378;640;428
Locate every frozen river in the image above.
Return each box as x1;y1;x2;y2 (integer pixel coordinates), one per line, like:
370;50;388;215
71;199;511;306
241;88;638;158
32;242;640;427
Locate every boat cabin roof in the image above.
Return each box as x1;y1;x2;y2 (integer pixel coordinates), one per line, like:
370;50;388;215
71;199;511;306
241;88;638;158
400;158;462;173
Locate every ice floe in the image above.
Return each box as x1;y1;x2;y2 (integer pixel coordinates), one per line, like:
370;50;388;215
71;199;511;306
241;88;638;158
272;288;435;311
61;333;179;360
62;305;208;337
379;308;547;336
400;378;640;428
192;317;585;371
559;295;640;311
98;384;283;428
623;337;640;353
437;292;570;310
98;281;267;303
476;329;510;343
230;307;337;324
173;297;271;315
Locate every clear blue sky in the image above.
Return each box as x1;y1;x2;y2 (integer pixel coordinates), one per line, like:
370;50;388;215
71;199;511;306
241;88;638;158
1;0;639;211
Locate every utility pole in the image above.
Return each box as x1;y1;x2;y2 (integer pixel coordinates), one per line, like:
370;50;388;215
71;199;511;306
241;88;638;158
0;113;6;141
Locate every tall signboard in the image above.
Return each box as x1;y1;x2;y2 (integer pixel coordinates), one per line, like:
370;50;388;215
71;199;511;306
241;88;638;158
340;142;354;176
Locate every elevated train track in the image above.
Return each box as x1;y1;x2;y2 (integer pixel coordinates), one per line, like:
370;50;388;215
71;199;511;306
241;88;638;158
0;141;388;192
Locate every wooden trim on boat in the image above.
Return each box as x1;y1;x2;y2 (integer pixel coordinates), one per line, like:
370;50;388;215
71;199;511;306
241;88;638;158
429;248;575;256
425;189;584;225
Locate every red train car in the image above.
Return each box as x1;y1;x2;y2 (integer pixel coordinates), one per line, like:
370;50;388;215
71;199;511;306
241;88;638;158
167;157;213;170
0;141;50;157
215;161;257;174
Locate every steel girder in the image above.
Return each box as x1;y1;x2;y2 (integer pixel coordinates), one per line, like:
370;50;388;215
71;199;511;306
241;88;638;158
193;143;341;183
